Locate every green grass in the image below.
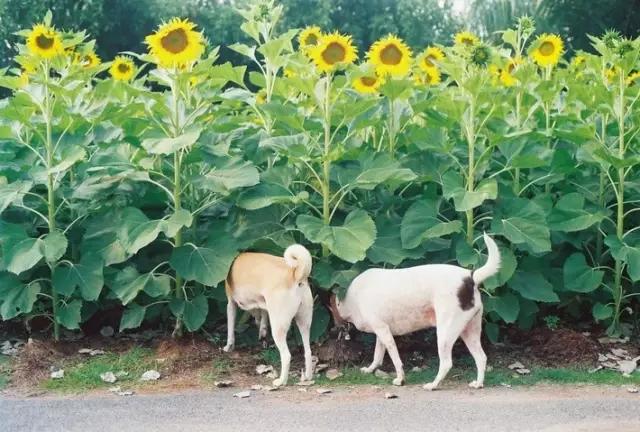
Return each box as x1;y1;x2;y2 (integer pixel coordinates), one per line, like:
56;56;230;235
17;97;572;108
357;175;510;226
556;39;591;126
43;348;158;392
313;365;640;387
257;347;280;366
203;357;234;382
0;355;10;390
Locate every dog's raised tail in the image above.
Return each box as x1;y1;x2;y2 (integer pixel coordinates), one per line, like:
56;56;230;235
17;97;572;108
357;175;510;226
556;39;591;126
284;244;313;282
473;233;501;285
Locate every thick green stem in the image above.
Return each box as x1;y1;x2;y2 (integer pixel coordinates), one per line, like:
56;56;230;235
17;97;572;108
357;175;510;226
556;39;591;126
388;98;397;156
170;75;184;337
321;76;332;257
465;97;476;246
513;92;522;195
612;75;626;334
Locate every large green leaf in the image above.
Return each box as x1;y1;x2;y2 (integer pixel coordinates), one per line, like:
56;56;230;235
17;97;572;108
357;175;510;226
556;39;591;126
56;300;82;330
0;181;32;214
183;294;209;332
164;209;193;238
40;230;68;263
0;273;40;320
141;129;201;155
442;171;497;211
296;210;376;263
111;267;171;305
120;303;146;331
485;292;520;323
237;183;294;210
563;253;604;293
509;270;559;302
52;256;104;301
604;236;640;281
309;303;330;342
170;241;237;286
200;159;260;194
493;198;551;253
336;154;416;191
119;207;165;255
400;199;462;249
484;246;517;290
367;219;424;265
2;236;43;275
548;193;606;232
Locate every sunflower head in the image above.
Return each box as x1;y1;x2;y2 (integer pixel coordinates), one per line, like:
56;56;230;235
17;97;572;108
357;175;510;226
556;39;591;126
454;31;479;47
352;73;383;94
418;46;445;73
415;67;441;86
571;54;586;67
470;44;491;67
26;24;64;59
145;18;205;68
602;30;622;50
256;89;268;105
531;34;564;67
75;51;101;68
309;32;358;73
499;69;517;87
109;56;136;81
517;16;536;37
367;35;412;77
299;26;323;52
627;71;640;86
605;66;620;84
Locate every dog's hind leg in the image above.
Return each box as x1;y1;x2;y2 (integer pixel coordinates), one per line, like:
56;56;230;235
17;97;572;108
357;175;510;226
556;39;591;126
258;310;269;341
423;314;468;391
460;309;486;389
295;289;314;382
373;324;404;386
223;298;237;352
361;337;386;374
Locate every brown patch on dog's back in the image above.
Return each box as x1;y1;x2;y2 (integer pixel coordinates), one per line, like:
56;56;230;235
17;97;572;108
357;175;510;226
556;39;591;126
457;275;475;311
423;308;437;326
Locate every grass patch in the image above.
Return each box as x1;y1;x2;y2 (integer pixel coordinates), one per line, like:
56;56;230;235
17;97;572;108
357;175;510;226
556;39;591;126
0;355;10;390
257;347;280;366
203;357;234;382
314;365;640;387
43;348;158;393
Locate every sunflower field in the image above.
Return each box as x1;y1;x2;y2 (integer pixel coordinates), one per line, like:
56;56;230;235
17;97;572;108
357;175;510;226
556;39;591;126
1;1;639;343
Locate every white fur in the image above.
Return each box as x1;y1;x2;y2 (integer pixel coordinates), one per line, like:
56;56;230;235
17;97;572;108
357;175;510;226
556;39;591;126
223;244;314;386
336;233;500;390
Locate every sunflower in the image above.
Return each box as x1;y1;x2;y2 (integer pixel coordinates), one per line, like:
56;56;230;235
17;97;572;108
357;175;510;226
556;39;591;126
26;24;63;59
498;58;520;86
18;70;30;88
299;26;322;52
571;54;586;67
605;66;620;84
418;46;444;73
367;35;412;77
531;34;564;67
256;89;267;105
352;74;383;94
75;51;101;68
309;32;358;73
627;71;640;86
145;18;205;68
454;31;479;47
415;67;441;86
109;56;136;81
470;44;491;67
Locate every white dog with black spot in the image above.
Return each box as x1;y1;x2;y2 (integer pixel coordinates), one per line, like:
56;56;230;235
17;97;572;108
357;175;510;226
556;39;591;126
328;233;500;390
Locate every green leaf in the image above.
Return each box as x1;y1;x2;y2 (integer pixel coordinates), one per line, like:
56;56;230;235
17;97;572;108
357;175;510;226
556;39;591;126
509;270;559;302
493;198;551;253
183;294;209;332
120;303;146;331
367;219;424;265
441;171;497;211
164;209;193;239
209;62;246;87
141;129;201;155
400;199;462;249
111;268;171;305
484;246;517;290
2;237;43;275
604;236;640;281
52;256;104;301
237;183;294;210
49;146;86;174
486;292;520;323
337;154;417;191
0;181;32;214
592;303;613;321
0;273;40;320
296;210;376;263
119;207;164;255
40;230;68;263
200;159;260;194
563;253;604;293
548;193;606;232
56;300;82;330
170;242;237;286
310;304;330;342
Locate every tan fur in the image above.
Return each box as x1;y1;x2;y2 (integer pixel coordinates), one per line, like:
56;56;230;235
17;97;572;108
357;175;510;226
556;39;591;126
225;253;295;300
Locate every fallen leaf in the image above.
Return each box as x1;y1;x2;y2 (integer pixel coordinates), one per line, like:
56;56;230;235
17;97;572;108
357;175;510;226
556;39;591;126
627;386;639;394
50;370;64;379
508;361;526;370
100;372;117;383
215;380;234;388
411;366;422;372
315;363;329;373
117;390;134;396
256;364;274;375
618;357;639;376
515;368;531;375
233;391;251;398
611;348;630;359
384;392;398;399
588;365;604;374
140;370;161;381
325;369;343;381
296;380;315;386
598;354;609;362
316;388;332;394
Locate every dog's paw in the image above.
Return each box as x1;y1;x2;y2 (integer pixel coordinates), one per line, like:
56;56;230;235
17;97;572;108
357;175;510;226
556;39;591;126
468;380;484;389
222;344;234;353
272;378;286;387
360;366;375;374
392;377;404;386
422;382;437;391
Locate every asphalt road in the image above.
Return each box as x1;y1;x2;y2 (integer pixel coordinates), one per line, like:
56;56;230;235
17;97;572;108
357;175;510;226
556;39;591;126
2;385;639;432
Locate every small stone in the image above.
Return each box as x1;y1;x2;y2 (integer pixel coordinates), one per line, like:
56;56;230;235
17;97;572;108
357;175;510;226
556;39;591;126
298;388;308;392
500;383;512;388
316;388;332;395
117;390;134;396
263;386;278;392
372;385;382;390
384;392;398;399
581;332;591;337
50;370;64;379
296;380;315;386
140;370;161;381
256;364;274;375
266;371;277;379
100;372;117;383
78;348;92;354
508;361;526;370
100;326;114;337
108;386;121;393
515;368;530;375
233;391;251;398
250;384;262;390
618;357;639;375
626;386;639;394
411;366;422;373
315;363;329;373
611;348;630;359
588;365;604;374
598;354;609;362
325;369;343;381
115;371;129;378
215;380;234;388
374;370;389;379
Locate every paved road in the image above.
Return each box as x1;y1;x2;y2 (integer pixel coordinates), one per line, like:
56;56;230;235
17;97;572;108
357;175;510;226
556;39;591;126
2;385;639;432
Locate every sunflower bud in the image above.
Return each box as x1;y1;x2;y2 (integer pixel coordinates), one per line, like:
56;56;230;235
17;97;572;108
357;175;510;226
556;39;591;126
470;44;491;67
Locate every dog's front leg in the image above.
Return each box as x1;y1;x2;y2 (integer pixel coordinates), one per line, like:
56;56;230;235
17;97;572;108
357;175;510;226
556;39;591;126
361;336;386;374
374;325;404;386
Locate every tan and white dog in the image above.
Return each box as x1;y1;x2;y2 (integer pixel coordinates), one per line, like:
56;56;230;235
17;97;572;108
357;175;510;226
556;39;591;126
223;245;314;386
328;233;500;390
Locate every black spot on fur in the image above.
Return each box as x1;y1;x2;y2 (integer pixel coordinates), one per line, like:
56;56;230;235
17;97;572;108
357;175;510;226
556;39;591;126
457;273;475;311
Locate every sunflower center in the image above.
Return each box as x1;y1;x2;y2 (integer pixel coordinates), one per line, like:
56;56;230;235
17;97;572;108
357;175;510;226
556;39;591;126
321;42;346;65
35;33;54;50
507;63;515;73
462;37;474;46
539;41;555;56
424;55;437;68
118;63;130;73
380;44;403;65
304;34;318;46
360;76;377;87
161;28;189;54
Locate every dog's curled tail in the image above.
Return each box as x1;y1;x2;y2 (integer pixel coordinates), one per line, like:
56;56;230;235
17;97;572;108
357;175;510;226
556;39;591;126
284;244;313;283
473;233;501;285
